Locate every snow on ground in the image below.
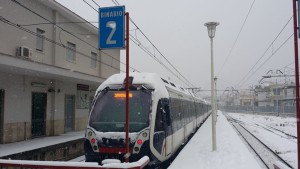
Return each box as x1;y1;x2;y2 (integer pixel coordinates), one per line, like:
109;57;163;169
0;131;84;157
168;111;262;169
230;113;296;136
229;113;297;168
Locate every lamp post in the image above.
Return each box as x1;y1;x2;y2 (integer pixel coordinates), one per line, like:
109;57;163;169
205;22;219;151
214;76;218;111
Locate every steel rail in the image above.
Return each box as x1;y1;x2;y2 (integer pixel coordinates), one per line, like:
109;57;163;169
225;113;294;169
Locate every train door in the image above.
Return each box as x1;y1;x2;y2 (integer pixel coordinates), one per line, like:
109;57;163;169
0;89;4;143
153;99;172;158
64;95;75;133
32;92;47;137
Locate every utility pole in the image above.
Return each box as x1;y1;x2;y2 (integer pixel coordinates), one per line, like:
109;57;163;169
292;1;300;167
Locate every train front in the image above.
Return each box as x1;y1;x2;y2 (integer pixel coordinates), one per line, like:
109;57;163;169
84;80;152;163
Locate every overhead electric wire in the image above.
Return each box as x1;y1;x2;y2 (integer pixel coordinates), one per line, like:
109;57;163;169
128;18;195;87
218;78;236;87
236;16;293;87
98;0;194;87
217;0;256;76
20;21;99;27
82;0;186;83
239;33;294;87
0;16;124;73
11;0;140;73
129;35;190;86
11;0;96;52
90;0;101;8
111;0;120;6
129;35;191;86
81;0;194;87
279;61;295;70
111;0;195;87
82;0;98;12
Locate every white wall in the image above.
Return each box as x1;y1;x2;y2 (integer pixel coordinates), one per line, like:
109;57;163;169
0;0;120;79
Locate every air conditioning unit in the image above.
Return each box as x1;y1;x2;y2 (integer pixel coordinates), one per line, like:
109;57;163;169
16;46;32;58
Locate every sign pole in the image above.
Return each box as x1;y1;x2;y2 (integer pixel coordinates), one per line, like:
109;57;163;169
99;5;128;162
125;12;130;162
292;0;300;168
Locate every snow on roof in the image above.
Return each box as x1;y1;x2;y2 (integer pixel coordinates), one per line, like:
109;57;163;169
96;72;169;96
96;72;207;104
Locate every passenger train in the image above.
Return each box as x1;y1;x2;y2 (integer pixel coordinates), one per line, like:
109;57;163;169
84;73;211;167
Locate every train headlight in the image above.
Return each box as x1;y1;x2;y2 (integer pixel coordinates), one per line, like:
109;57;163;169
142;132;147;138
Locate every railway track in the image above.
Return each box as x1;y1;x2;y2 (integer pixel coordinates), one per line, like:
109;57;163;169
224;113;294;169
232;118;296;143
251;120;297;139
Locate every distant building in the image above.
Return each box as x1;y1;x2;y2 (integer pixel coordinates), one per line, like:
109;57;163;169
220;82;296;114
239;91;253;106
255;86;272;107
282;83;296;106
0;0;120;143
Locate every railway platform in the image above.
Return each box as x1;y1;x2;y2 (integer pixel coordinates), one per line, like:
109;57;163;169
0;131;84;161
0;130;150;169
168;111;262;169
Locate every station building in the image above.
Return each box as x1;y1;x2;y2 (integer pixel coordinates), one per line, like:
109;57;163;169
0;0;120;143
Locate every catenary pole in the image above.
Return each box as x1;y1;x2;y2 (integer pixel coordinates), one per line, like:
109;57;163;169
125;12;130;162
292;0;300;168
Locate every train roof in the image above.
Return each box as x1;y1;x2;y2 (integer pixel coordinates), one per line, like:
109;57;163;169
96;73;208;104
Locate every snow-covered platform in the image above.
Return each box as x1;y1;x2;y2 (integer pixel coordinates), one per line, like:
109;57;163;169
168;111;262;169
0;131;84;158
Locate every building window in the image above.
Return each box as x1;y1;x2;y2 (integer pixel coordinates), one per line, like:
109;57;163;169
36;29;45;51
66;42;76;62
91;52;97;68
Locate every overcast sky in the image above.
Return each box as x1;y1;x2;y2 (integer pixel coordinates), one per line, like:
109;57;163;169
56;0;295;96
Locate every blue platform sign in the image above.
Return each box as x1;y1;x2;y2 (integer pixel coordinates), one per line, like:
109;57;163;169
99;6;125;49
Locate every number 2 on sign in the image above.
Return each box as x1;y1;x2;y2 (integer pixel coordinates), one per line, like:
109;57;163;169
106;21;117;45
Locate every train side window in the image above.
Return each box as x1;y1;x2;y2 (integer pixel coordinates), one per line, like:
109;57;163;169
165;104;171;126
154;101;164;132
161;98;171;126
170;98;181;131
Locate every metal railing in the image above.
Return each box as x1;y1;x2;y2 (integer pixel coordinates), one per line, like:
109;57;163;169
219;105;296;116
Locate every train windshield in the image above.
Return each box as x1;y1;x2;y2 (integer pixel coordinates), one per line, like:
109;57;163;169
89;89;152;132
